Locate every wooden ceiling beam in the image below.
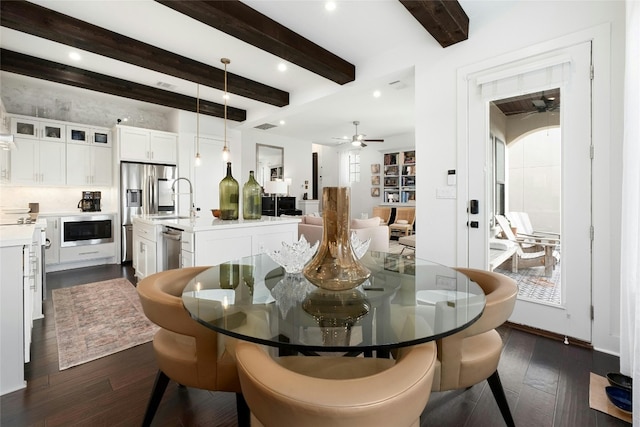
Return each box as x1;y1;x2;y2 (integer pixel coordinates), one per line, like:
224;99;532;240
399;0;469;48
0;49;247;122
0;0;288;107
156;0;356;85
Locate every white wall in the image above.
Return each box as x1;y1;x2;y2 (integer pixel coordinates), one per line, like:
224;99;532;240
313;131;414;216
508;128;562;233
241;129;312;205
407;1;625;354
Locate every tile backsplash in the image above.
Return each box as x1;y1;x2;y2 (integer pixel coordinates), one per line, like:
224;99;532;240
0;186;116;214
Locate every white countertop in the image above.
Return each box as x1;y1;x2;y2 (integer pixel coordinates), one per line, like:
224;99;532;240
37;211;117;217
134;214;301;233
0;219;46;248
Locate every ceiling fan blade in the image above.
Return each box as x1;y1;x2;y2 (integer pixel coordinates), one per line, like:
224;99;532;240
532;99;546;108
363;139;384;143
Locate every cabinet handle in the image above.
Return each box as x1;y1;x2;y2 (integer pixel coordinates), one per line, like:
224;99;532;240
79;251;99;256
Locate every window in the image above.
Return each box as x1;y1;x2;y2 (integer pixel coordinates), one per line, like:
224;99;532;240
349;151;360;183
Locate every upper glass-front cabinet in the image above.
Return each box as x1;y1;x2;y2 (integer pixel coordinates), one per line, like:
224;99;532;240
11;117;66;142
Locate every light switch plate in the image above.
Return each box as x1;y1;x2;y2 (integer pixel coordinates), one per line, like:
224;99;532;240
436;187;457;199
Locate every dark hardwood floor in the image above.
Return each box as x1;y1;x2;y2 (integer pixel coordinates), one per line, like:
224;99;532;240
0;264;630;426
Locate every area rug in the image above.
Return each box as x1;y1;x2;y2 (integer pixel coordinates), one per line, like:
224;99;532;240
588;372;632;423
495;262;562;305
52;278;158;370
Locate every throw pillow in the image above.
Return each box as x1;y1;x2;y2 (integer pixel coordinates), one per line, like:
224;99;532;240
351;217;381;229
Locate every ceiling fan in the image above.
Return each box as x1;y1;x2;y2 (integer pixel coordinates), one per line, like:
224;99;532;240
521;94;560;120
334;121;384;147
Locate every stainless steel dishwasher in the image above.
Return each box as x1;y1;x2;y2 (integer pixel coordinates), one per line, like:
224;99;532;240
161;227;182;270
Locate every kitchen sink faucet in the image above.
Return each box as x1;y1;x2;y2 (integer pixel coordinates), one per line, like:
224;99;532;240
171;177;196;220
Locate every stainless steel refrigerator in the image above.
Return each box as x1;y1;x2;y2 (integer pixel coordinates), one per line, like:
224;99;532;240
120;161;177;262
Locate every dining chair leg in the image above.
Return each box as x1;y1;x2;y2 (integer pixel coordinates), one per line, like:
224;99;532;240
142;370;170;427
236;393;250;427
487;370;516;427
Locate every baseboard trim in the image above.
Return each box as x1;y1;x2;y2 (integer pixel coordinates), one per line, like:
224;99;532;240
505;322;593;349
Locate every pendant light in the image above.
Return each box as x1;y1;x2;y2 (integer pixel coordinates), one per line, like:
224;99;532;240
221;57;231;161
195;83;201;166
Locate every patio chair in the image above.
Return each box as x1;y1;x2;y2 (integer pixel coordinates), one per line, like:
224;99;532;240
495;215;557;277
506;211;560;245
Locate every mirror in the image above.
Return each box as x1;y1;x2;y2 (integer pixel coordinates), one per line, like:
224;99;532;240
256;144;284;186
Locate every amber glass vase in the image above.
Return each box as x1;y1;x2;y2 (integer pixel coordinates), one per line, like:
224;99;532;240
219;162;239;220
302;187;370;290
242;170;262;219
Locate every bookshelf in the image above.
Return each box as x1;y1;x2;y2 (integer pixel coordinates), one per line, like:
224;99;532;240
383;150;415;204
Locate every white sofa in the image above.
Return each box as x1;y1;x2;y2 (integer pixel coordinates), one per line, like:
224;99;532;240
297;215;390;252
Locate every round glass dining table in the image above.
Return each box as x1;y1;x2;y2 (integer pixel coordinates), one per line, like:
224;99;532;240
182;252;486;355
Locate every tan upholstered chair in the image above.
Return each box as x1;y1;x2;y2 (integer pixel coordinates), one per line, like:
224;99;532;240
136;267;248;427
431;268;518;427
236;340;437;427
372;206;392;225
389;207;416;236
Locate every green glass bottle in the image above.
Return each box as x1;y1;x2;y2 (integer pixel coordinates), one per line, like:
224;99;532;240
219;162;239;220
243;170;262;219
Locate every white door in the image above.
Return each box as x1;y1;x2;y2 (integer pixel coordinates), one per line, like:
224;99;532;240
462;42;592;342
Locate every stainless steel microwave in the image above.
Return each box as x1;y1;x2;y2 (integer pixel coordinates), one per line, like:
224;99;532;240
60;215;114;247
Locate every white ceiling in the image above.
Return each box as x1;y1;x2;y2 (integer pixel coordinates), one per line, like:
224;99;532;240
0;0;477;146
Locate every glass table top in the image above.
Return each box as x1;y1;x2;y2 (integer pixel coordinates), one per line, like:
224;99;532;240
182;252;485;353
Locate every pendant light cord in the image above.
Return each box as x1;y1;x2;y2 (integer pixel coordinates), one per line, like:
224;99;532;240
196;83;200;164
221;58;230;160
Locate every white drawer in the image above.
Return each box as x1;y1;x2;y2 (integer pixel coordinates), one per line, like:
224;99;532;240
181;231;194;253
59;242;115;263
134;222;157;242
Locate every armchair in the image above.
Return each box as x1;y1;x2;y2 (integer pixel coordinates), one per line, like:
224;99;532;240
431;268;518;427
236;340;437;427
136;268;248;427
389;207;415;236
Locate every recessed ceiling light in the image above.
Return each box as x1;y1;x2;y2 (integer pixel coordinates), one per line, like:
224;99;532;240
279;120;286;125
325;1;337;12
68;52;81;61
373;90;381;98
278;63;287;72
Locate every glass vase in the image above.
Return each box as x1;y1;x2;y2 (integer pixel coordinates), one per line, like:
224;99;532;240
242;170;262;219
219;162;239;220
302;187;371;290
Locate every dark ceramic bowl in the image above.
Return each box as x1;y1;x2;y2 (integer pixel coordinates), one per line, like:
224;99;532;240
607;372;632;391
605;386;632;414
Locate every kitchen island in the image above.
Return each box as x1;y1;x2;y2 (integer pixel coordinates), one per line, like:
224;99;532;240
0;219;46;396
132;215;300;280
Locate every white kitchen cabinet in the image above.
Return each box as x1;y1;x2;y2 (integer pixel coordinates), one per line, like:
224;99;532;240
66;125;112;147
0;148;9;183
11;117;66;143
58;242;116;263
1;245;26;395
132;219;160;280
10;138;66;185
118;126;177;164
192;222;297;267
66;144;112;186
45;217;60;266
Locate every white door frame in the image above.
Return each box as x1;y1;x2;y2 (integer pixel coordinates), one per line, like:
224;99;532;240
455;25;612;343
